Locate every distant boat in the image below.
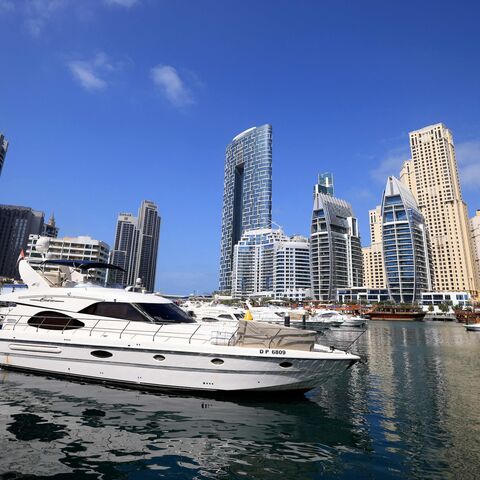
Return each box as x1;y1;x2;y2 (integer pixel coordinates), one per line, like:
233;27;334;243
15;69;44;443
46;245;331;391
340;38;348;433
465;323;480;332
365;305;426;321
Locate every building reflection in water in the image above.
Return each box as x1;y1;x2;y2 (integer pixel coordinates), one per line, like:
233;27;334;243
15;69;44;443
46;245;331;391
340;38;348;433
0;322;478;479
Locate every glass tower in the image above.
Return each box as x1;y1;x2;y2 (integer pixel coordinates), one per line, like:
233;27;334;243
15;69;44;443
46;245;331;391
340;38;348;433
381;176;433;303
310;176;363;301
219;125;272;291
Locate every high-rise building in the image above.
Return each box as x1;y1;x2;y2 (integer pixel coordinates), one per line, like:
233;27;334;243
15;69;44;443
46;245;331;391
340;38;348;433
27;235;110;285
0;134;8;177
231;228;311;300
381;176;433;303
219;125;273;292
399;159;416;195
406;123;478;295
471;210;480;280
136;200;161;292
315;172;334;196
0;205;44;280
310;176;363;301
110;201;161;292
42;213;59;238
362;206;386;289
110;213;138;287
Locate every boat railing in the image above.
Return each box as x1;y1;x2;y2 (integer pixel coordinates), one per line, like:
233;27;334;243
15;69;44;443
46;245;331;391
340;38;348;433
0;313;238;346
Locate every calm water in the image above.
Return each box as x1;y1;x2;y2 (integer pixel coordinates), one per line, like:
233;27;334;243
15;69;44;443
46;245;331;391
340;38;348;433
0;322;479;479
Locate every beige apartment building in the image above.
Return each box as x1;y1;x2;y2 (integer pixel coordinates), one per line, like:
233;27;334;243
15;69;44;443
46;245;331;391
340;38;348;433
471;210;480;280
362;206;386;289
402;123;478;296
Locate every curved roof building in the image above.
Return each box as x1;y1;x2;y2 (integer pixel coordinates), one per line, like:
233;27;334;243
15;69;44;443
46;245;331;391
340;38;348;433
381;176;433;303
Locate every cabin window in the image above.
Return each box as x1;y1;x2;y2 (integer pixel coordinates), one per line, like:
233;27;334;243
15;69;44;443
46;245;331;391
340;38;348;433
90;350;113;358
218;314;232;319
28;311;85;330
136;303;195;324
80;302;146;322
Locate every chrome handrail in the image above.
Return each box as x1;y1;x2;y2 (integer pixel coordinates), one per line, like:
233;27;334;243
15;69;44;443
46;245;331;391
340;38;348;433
119;321;131;339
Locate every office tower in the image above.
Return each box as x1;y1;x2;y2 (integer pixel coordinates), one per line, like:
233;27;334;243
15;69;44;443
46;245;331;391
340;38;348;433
362;206;386;289
42;213;59;238
110;201;161;292
219;124;273;292
136;200;161;292
407;123;478;294
381;176;433;303
0;134;8;177
27;235;110;285
471;210;480;280
0;205;44;279
310;176;363;301
110;213;138;286
231;228;311;300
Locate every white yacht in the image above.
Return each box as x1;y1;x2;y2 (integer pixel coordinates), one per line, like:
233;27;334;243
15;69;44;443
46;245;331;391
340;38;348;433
0;258;359;394
182;301;245;323
465;323;480;332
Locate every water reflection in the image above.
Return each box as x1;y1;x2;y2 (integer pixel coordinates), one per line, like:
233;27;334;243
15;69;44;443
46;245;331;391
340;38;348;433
0;322;478;479
0;370;366;479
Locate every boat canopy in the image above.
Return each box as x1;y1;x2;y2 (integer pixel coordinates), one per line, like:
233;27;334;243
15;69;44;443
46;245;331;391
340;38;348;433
41;260;125;271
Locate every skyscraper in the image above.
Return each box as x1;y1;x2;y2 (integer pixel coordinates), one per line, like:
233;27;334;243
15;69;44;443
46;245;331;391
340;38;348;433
42;213;59;238
110;201;161;292
0;134;8;177
219;125;272;291
381;176;433;303
310;175;363;301
471;210;480;280
405;123;478;295
0;205;44;279
362;206;386;289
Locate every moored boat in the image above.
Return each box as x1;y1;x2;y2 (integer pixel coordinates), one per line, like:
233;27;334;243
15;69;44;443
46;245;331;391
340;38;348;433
0;258;359;395
366;305;426;321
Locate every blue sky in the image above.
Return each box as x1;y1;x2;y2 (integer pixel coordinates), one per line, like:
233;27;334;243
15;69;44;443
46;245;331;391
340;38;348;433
1;0;479;294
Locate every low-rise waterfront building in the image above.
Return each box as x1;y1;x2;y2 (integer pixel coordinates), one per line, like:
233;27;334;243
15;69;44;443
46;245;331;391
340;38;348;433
420;291;471;308
27;235;110;284
336;287;390;304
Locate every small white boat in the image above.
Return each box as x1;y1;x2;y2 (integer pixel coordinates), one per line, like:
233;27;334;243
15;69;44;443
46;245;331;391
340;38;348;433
0;258;359;395
465;323;480;332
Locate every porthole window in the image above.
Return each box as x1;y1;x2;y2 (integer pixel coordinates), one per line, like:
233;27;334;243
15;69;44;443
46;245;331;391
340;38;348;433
153;354;165;361
211;358;224;365
279;361;293;368
90;350;113;359
28;311;84;330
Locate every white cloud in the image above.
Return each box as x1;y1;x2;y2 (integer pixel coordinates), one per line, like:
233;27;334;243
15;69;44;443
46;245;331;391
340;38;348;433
104;0;139;7
24;0;67;37
456;140;480;190
150;65;195;107
67;52;122;92
370;146;410;183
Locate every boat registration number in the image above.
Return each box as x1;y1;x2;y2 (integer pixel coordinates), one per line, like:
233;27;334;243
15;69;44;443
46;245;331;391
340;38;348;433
259;349;286;355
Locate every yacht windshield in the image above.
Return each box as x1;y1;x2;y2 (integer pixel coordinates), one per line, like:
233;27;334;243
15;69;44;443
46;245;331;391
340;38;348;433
136;303;195;324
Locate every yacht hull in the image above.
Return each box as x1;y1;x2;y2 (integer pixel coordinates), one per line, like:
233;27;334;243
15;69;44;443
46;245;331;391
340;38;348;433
0;339;355;393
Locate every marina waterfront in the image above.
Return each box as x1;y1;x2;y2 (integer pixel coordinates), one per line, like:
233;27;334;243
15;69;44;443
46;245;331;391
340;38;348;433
0;321;478;479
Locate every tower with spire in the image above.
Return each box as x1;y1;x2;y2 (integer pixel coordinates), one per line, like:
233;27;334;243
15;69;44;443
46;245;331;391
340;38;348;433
42;213;59;238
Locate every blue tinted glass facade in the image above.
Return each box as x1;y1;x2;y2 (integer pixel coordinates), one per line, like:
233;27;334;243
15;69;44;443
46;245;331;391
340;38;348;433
382;177;433;303
219;125;272;291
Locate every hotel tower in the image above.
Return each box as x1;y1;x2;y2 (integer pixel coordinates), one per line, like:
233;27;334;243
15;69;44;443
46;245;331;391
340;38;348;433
219;125;272;292
401;123;478;295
